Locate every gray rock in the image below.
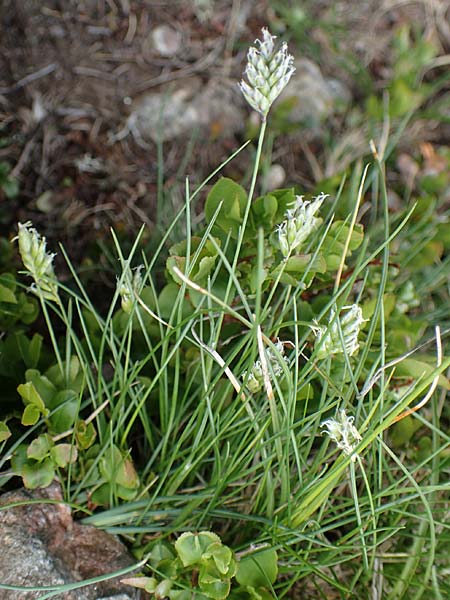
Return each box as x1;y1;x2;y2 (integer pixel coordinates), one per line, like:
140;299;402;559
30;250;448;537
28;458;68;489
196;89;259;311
277;58;351;124
0;483;141;599
150;25;183;57
263;164;286;191
127;77;245;143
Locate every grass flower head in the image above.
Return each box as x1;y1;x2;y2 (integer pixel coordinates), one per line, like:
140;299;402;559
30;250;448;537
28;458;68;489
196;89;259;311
277;193;326;257
314;304;365;360
16;221;59;303
239;28;295;120
321;408;362;462
243;339;292;394
118;264;144;314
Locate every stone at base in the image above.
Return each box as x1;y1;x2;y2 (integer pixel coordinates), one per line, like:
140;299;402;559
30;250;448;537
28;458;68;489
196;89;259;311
0;482;142;600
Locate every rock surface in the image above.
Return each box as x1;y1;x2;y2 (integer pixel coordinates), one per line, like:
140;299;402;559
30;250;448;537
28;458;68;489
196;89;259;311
127;77;245;143
277;58;351;125
150;25;183;57
0;483;140;599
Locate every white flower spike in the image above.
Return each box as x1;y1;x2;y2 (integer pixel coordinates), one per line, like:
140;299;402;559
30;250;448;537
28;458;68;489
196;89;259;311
242;338;292;394
16;222;59;303
321;409;362;462
118;264;144;314
277;193;327;257
314;304;365;360
239;28;295;120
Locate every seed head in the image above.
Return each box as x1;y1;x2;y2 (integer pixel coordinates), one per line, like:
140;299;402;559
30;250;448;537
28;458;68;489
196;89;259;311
118;264;144;314
314;304;365;360
239;28;295;120
242;338;292;394
16;222;59;303
321;408;362;462
277;193;326;257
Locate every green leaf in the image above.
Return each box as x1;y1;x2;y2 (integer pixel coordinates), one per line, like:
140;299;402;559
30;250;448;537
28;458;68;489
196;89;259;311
90;483;112;506
390;416;421;448
76;420;97;449
283;254;327;274
155;579;173;599
204;542;234;576
396;358;450;390
46;356;83;390
167;237;220;287
24;370;56;406
0;283;17;304
49;390;79;433
99;445;139;489
21;403;41;426
2;177;19;199
51;443;78;467
17;333;43;369
116;457;140;489
19;295;39;324
236;548;278;588
148;541;177;570
0;421;11;442
205;178;247;238
28;334;43;368
22;458;55;489
175;531;221;567
17;381;47;411
251;194;278;229
27;434;52;461
198;563;231;600
120;577;158;592
158;283;184;319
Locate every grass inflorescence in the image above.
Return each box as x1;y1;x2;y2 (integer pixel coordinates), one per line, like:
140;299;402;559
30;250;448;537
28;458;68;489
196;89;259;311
1;26;449;600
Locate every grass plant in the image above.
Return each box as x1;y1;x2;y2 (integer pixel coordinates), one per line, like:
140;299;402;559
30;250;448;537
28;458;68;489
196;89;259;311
0;27;449;600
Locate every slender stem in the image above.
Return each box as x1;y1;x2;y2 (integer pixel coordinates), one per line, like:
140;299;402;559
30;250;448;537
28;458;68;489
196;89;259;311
232;118;267;269
39;295;64;374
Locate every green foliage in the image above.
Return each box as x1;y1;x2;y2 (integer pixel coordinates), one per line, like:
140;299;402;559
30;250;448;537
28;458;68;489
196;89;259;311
17;358;83;433
366;25;439;118
0;16;449;600
124;534;277;600
91;443;140;504
0;273;39;329
205;178;248;239
0;161;19;199
9;356;97;490
11;436;78;489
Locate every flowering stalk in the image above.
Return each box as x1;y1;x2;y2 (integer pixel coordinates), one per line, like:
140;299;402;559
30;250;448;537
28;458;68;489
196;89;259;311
321;409;362;462
17;222;59;303
229;28;296;317
276;193;326;257
314;304;365;360
118;264;144;314
243;339;291;394
239;28;295;121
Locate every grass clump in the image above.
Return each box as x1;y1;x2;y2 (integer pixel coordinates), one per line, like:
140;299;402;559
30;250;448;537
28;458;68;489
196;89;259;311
0;27;449;600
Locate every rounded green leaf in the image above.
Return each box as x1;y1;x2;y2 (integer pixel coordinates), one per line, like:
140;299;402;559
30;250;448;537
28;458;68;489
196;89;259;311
0;421;12;442
236;548;278;588
204;542;234;576
27;434;52;461
198;563;231;600
76;420;97;450
49;391;79;433
0;283;18;304
21;403;41;426
175;531;221;567
22;458;55;489
51;443;78;467
205;178;248;238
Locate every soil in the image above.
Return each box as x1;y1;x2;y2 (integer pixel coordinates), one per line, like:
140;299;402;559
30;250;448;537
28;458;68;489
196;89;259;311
1;0;449;280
